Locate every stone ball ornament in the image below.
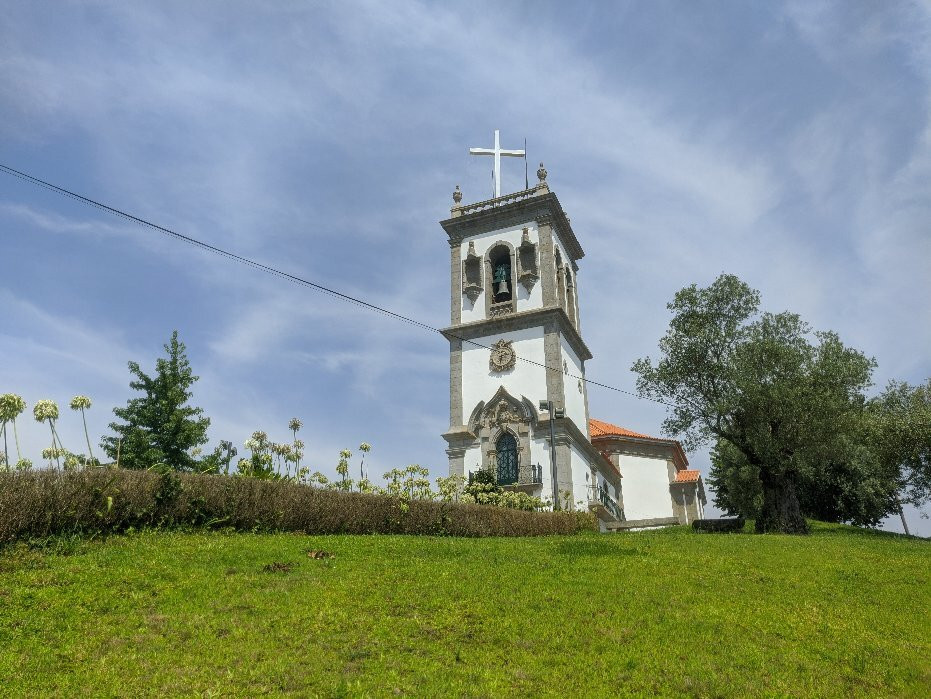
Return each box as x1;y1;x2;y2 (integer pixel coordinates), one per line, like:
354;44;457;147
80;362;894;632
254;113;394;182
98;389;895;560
489;339;517;373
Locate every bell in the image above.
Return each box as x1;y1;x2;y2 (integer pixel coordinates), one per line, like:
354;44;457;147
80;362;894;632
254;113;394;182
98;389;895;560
496;279;509;296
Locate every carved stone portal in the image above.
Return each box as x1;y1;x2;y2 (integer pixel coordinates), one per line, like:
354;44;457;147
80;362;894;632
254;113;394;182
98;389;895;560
467;387;539;486
489;339;516;373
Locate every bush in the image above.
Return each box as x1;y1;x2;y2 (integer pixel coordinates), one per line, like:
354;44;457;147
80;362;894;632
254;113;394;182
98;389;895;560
0;469;596;544
692;517;746;533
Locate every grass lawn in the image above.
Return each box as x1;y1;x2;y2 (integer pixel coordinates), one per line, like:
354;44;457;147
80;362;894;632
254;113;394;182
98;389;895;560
0;523;928;697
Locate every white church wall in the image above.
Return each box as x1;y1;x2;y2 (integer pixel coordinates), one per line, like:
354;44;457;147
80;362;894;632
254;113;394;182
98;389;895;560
463;446;482;475
532;435;553;504
569;443;591;509
459;223;543;324
461;325;547;425
593;470;618;501
618;454;675;521
560;339;588;432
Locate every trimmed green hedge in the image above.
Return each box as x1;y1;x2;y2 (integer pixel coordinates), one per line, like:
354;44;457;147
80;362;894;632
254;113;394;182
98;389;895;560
0;469;595;543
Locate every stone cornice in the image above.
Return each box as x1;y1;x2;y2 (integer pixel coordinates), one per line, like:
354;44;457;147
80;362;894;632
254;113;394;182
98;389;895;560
441;306;593;361
440;191;584;261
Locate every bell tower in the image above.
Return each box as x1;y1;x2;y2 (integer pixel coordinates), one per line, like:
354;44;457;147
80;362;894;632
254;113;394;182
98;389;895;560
441;137;604;509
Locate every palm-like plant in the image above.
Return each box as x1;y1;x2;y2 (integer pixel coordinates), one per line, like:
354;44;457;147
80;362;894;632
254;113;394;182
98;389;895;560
289;418;303;471
33;399;65;469
336;449;353;490
70;395;95;465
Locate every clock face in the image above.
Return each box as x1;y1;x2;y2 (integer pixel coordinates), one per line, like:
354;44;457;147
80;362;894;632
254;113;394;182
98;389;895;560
489;340;516;372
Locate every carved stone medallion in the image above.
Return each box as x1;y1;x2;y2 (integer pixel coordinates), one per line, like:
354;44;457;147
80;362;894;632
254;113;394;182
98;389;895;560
489;339;516;373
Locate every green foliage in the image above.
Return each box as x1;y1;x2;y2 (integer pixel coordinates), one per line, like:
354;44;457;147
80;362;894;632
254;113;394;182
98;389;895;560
633;274;892;533
0;525;927;696
709;435;899;527
462;469;547;511
200;440;238;475
868;379;931;508
101;331;210;471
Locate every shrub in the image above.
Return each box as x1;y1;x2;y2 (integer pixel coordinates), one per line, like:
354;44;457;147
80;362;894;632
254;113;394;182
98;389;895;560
0;469;596;545
692;517;746;533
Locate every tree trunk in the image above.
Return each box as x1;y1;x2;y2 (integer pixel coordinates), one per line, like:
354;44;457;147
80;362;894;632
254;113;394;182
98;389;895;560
756;471;808;534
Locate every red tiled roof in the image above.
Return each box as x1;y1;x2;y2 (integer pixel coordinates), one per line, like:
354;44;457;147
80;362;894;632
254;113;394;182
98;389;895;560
674;469;701;483
588;418;653;439
589;418;690;469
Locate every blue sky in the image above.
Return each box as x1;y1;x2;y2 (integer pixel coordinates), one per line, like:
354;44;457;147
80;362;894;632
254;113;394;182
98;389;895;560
1;1;929;534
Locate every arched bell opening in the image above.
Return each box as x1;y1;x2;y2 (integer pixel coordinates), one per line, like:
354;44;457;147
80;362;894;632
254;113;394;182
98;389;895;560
489;246;513;303
485;242;517;318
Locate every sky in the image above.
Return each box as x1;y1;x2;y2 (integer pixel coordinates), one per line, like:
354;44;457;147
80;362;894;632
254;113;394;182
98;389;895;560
1;1;929;535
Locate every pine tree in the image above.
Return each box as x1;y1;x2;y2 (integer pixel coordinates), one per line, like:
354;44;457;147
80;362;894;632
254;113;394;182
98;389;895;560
102;331;210;470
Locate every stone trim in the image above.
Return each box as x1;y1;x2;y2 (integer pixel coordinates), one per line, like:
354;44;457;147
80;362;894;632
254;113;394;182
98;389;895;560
450;243;462;325
537;219;558;308
440;191;584;261
448;337;463;427
441;306;593;362
543;323;566;410
607;517;680;531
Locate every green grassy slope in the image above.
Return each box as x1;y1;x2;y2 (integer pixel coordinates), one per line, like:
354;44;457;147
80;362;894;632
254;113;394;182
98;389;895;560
1;523;928;697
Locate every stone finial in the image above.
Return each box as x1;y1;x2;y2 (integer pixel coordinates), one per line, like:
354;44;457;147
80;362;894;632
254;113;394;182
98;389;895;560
535;162;549;195
453;185;463;204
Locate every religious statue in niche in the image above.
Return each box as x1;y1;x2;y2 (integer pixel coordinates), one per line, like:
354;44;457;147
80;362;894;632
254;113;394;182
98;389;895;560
489;339;516;373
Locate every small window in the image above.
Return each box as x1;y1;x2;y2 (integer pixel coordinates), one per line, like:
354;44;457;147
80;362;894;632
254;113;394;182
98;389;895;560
496;432;518;485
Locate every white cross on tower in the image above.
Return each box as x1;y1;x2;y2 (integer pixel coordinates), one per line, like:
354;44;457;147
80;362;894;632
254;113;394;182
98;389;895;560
469;129;526;199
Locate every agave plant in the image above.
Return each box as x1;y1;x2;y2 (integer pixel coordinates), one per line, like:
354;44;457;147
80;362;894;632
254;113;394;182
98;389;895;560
33;399;65;469
69;395;96;466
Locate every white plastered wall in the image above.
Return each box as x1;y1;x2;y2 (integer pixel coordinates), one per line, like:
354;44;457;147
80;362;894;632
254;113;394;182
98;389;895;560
461;326;546;419
618;454;675;521
560;339;588;432
569;443;592;508
460;223;543;324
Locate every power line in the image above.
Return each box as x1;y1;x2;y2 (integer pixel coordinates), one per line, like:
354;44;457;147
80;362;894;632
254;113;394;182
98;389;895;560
0;162;671;407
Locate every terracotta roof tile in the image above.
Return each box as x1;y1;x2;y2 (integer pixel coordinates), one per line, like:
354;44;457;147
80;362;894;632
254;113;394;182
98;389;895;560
674;470;701;483
588;418;654;439
589;418;691;469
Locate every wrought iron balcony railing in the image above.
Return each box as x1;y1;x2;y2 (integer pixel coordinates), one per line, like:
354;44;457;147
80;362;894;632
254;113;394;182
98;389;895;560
588;484;623;521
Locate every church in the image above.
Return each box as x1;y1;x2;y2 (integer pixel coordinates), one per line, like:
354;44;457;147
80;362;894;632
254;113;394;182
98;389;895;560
440;132;705;531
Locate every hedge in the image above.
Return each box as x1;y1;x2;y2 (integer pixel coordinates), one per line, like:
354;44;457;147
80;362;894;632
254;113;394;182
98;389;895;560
0;469;596;544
